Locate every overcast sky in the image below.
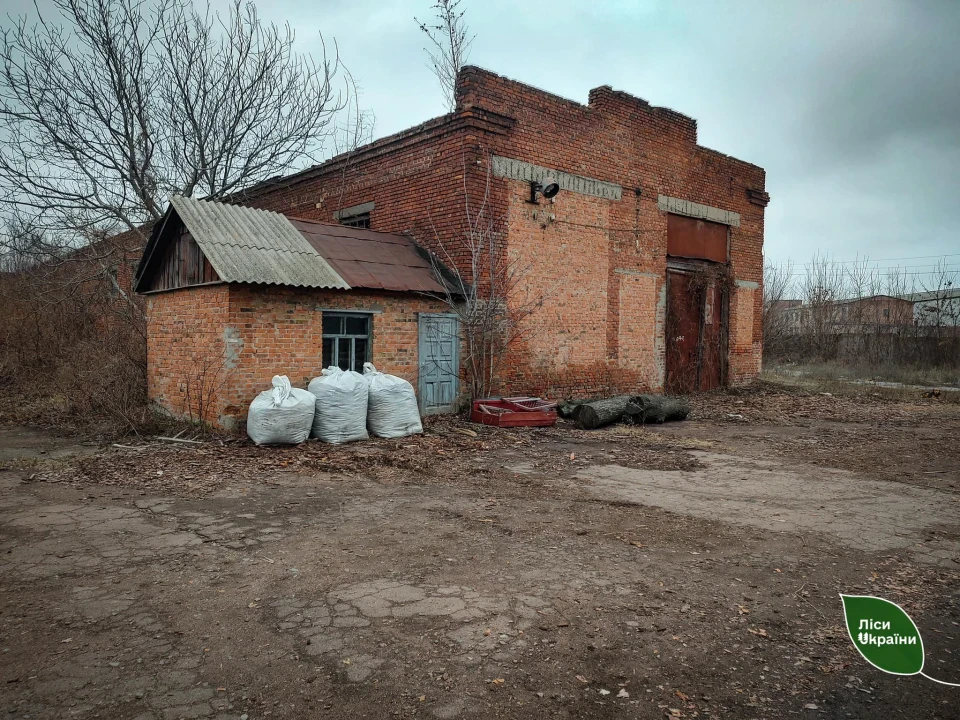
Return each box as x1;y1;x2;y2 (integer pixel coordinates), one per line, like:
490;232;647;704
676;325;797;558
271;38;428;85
6;0;959;282
283;0;959;283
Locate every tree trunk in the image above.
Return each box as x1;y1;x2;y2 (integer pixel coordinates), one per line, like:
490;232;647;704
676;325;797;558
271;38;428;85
624;394;691;424
574;395;633;429
558;399;589;418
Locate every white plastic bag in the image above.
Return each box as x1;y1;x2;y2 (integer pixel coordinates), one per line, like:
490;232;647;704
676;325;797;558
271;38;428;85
246;375;316;445
363;362;423;438
307;367;369;444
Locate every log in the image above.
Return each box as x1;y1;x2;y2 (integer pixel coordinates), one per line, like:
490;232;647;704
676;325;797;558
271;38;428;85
558;399;590;418
574;395;633;429
624;394;691;424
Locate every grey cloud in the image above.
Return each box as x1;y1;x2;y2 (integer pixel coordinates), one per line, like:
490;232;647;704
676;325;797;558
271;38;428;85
1;0;957;269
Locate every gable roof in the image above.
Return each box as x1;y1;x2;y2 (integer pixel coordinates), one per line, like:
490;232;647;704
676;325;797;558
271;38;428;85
135;196;452;295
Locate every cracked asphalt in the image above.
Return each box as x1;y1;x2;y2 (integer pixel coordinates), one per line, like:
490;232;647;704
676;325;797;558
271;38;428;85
0;397;957;719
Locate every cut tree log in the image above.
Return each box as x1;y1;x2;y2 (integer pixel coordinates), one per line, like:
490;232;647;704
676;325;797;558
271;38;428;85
558;399;590;418
624;394;691;424
574;395;634;429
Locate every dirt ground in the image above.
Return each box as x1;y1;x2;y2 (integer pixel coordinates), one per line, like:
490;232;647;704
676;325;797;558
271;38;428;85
0;383;957;719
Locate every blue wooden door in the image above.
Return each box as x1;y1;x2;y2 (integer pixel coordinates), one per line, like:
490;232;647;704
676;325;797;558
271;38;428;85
418;314;460;415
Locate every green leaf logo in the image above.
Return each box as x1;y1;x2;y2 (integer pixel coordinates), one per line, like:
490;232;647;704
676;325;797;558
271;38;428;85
840;594;924;675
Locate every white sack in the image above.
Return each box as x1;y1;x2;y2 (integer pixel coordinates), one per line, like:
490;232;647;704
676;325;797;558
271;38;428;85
247;375;316;445
362;362;423;438
307;367;369;444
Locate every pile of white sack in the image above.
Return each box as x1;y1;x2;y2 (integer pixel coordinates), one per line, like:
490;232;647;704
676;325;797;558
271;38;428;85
307;367;368;444
363;363;423;438
246;365;423;445
246;375;316;445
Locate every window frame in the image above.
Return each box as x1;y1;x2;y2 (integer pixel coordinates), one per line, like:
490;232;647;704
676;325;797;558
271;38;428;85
334;201;375;229
339;212;370;229
321;312;373;372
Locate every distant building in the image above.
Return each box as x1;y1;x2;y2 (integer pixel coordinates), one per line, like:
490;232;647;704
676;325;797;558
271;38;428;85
779;295;914;335
901;288;960;327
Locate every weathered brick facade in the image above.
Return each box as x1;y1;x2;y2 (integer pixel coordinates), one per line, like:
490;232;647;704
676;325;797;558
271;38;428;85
147;285;449;427
230;67;767;398
143;66;767;425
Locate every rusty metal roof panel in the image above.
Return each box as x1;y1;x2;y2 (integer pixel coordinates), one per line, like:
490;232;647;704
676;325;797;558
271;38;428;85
289;218;448;294
170;196;349;290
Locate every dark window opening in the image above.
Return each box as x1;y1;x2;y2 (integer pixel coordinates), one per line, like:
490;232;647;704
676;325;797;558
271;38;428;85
322;312;371;372
339;212;370;229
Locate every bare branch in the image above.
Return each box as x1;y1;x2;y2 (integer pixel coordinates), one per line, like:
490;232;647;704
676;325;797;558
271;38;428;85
415;0;473;111
0;0;347;238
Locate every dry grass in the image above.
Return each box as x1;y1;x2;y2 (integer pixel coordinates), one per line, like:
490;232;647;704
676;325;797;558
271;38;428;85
764;360;960;392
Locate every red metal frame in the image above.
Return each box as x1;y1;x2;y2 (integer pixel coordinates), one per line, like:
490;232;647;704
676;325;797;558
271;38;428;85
470;397;557;427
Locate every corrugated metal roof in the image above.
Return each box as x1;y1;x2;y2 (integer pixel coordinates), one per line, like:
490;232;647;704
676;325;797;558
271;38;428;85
290;219;449;294
169;196;349;290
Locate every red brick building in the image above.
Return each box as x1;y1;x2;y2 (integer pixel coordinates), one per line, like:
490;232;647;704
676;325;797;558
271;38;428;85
136;66;768;427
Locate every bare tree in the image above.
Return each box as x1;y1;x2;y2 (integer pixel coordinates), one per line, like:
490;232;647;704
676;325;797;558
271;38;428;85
799;253;844;359
416;0;473;111
424;155;544;400
761;260;794;357
0;0;346;240
327;67;376;215
0;215;53;272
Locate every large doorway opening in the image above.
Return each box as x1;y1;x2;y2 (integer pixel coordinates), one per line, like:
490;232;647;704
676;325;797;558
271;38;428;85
664;213;730;394
665;266;728;394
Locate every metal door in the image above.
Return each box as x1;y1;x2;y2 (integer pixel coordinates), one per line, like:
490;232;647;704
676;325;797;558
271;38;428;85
418;314;460;415
665;270;725;394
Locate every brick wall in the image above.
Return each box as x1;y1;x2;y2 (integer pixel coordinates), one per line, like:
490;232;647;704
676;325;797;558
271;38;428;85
174;65;768;400
456;67;767;395
146;283;449;427
146;284;231;423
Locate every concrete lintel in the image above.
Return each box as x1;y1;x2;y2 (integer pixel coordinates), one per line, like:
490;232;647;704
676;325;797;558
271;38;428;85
491;155;622;201
657;195;740;227
614;268;660;278
314;306;383;314
735;280;760;289
333;201;375;221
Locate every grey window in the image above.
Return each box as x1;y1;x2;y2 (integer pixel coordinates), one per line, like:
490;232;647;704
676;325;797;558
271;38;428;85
339;212;370;229
335;202;374;229
322;313;371;372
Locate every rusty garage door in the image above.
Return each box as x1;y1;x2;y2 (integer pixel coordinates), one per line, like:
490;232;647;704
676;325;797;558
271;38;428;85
665;214;728;394
665;270;725;393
